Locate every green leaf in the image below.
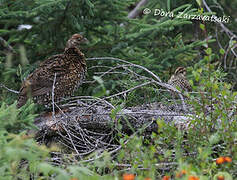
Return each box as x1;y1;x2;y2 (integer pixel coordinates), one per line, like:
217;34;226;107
200;23;205;31
38;162;53;174
209;133;220;145
219;48;225;55
205;48;212;55
93;76;104;85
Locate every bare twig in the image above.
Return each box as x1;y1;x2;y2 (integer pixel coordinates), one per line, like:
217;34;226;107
114;162;178;172
0;83;19;94
62;96;115;109
215;26;223;50
87;57;187;111
52;73;57;119
127;0;149;19
104;81;153;100
230;37;237;57
203;0;236;39
0;37;16;54
87;57;162;82
80;119;155;163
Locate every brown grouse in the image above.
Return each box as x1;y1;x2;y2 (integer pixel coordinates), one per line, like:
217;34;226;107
168;67;192;93
17;34;87;108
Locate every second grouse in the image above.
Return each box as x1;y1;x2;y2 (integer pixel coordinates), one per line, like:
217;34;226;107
168;67;192;94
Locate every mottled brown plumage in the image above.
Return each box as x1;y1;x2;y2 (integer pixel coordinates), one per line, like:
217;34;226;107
168;67;192;92
17;34;87;108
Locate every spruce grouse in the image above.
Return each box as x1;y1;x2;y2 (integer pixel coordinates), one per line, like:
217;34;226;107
168;67;192;93
17;34;87;108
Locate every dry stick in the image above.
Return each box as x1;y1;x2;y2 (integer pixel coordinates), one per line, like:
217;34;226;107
223;43;237;70
124;66;152;81
203;0;236;38
0;83;19;94
215;26;224;50
202;0;237;71
120;0;148;27
70;96;115;109
115;162;178;172
87;57;162;82
223;44;230;70
88;65;113;70
0;37;16;54
214;20;237;71
94;71;128;75
86;64;151;84
89;66;160;101
61;123;80;155
202;0;237;54
87;64;132;84
69;119;99;152
59;120;90;156
49;75;82;154
52;73;57;119
104;81;153;100
230;37;237;57
80;119;155;163
127;0;149;19
87;57;175;92
87;57;187;111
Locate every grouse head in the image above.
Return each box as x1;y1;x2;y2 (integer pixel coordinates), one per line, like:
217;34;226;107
66;34;88;49
174;67;186;76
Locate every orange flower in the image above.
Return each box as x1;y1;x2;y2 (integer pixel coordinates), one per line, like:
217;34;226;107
188;176;200;180
162;176;170;180
217;175;225;180
70;178;79;180
144;178;152;180
224;157;232;163
216;157;225;164
216;156;232;164
123;174;135;180
176;170;187;178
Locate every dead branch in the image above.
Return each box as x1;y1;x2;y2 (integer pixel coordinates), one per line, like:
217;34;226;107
202;0;237;64
87;57;162;82
203;0;236;38
52;73;57;119
0;83;19;94
0;36;16;54
127;0;149;19
87;57;187;111
34;100;193;145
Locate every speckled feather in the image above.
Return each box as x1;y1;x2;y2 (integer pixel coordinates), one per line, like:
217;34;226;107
17;34;87;108
168;67;192;92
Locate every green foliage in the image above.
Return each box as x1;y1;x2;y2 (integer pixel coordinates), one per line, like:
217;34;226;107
0;132;48;180
0;101;36;133
0;0;237;179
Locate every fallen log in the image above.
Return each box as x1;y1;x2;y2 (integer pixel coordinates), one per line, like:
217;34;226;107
33;97;193;157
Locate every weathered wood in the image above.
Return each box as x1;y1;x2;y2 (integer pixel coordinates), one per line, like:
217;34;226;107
34;102;193;135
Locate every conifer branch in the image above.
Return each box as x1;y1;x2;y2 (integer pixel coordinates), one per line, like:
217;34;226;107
0;37;16;55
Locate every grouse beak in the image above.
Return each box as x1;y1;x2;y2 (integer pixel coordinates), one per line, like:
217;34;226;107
82;37;89;44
